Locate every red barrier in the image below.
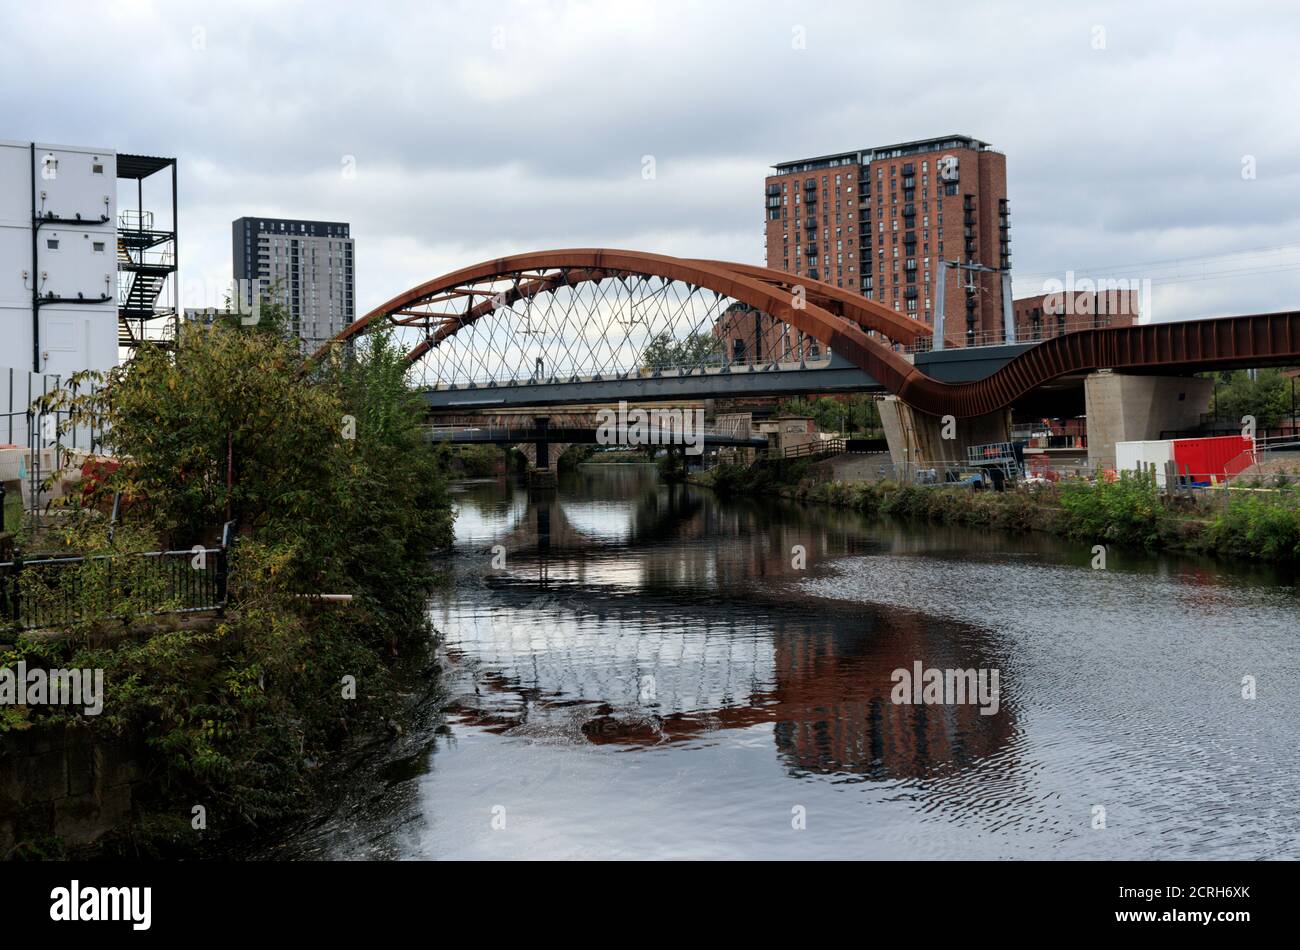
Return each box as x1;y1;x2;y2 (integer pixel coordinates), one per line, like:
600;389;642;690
1171;435;1253;481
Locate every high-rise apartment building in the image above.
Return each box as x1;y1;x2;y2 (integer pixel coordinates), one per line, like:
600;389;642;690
765;135;1010;346
232;217;354;350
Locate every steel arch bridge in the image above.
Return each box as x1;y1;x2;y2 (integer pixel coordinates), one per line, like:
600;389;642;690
316;248;933;402
316;249;1300;418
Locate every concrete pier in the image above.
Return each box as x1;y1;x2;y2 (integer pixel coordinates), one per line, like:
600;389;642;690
879;396;1011;474
1083;370;1213;471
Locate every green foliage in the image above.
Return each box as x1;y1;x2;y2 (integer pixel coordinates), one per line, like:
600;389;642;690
448;444;504;477
640;331;721;371
1058;471;1168;548
1202;493;1300;561
1212;368;1295;428
706;458;811;496
656;449;687;482
777;394;882;435
14;319;454;848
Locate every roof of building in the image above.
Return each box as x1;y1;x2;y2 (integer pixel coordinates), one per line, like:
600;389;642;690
117;153;176;180
772;135;993;173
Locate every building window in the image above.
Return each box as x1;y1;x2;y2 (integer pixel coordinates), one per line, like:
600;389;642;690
46;238;59;250
92;241;105;252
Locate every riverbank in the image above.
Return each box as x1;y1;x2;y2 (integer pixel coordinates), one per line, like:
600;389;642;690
1;321;456;859
693;458;1300;563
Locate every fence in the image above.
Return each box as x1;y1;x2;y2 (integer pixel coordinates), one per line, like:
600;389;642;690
1;367;107;521
783;438;845;460
0;545;227;634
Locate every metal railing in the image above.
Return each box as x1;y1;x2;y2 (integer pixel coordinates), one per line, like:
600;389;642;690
423;352;836;391
783;439;846;460
903;315;1134;353
0;546;227;634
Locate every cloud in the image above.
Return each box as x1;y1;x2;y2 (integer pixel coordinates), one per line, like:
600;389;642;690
3;0;1299;320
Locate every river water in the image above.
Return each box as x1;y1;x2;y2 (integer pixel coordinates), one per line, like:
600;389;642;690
268;464;1300;860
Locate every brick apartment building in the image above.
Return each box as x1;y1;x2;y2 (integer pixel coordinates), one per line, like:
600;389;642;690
712;301;822;366
764;135;1010;346
1011;288;1141;342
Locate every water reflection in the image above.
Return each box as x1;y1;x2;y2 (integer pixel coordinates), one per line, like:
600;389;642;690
440;587;1018;785
265;463;1299;860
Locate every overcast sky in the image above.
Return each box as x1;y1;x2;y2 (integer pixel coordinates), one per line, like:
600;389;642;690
5;0;1300;323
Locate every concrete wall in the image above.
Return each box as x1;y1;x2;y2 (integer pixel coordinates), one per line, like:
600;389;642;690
1084;370;1213;471
879;396;1011;473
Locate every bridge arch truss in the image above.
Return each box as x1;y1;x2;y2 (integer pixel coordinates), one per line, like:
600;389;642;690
316;249;1300;417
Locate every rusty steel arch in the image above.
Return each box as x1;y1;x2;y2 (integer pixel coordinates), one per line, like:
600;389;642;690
686;259;939;347
316;248;930;393
321;249;931;351
313;250;1300;418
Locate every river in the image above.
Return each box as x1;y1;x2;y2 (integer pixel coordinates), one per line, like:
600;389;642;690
263;464;1300;860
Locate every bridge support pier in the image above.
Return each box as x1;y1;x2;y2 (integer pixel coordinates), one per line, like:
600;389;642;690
523;416;560;486
1083;370;1213;472
879;396;1011;478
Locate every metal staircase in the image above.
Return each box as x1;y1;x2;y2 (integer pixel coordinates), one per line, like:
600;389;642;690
115;156;178;352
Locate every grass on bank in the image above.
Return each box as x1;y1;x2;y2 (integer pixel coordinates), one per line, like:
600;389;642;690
701;458;1300;563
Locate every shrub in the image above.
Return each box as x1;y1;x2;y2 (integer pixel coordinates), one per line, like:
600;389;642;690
1202;493;1300;561
1058;471;1168;548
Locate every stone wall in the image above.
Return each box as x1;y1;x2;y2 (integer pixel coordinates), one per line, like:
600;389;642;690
0;723;140;854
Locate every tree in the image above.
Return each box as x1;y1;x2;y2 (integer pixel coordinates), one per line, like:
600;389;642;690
1214;369;1293;428
776;393;882;435
640;331;721;371
24;314;456;842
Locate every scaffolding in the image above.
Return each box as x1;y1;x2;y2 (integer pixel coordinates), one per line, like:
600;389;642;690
966;440;1024;487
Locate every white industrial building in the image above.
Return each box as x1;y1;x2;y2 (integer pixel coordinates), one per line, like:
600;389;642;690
0;140;120;378
0;140;175;477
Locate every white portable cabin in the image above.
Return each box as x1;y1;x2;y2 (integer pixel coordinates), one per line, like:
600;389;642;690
1114;439;1174;486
